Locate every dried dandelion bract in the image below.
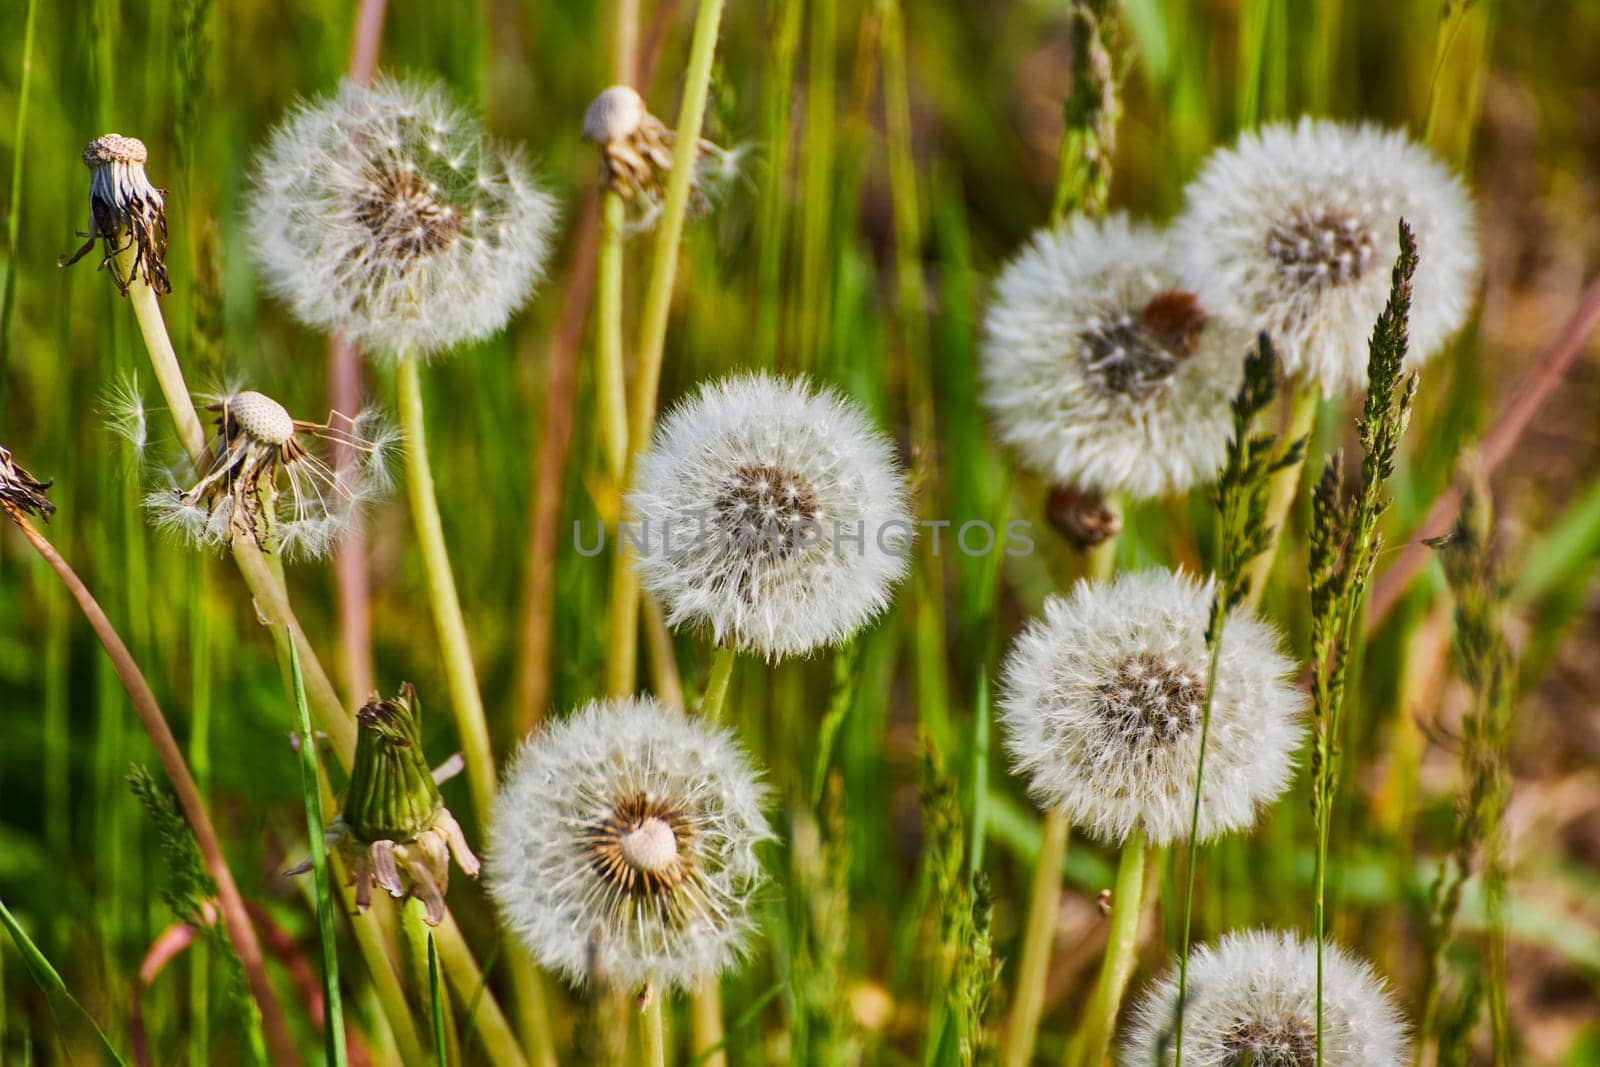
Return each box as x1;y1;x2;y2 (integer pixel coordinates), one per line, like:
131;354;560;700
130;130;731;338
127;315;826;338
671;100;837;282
981;214;1245;499
145;389;392;560
628;373;914;659
1124;930;1410;1066
249;76;558;357
61;134;171;294
487;696;770;991
999;568;1305;846
1177;118;1477;395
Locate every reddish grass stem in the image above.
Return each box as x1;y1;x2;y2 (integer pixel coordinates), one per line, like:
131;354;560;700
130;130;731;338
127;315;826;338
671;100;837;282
4;504;300;1067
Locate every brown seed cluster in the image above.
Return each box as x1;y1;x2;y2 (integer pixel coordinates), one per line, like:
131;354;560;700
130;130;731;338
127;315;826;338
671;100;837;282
581;793;697;923
583;86;676;200
0;446;55;521
1078;290;1207;400
714;463;823;561
1219;1013;1318;1066
352;164;464;262
1094;651;1204;748
1265;205;1377;291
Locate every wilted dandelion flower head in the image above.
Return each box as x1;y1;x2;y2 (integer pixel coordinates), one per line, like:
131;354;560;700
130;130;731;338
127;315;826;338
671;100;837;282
999;568;1305;845
145;389;393;560
1122;930;1410;1066
628;373;914;659
250;76;558;357
981;214;1245;500
0;445;56;521
488;696;771;991
291;684;479;926
61;134;170;295
1177;117;1477;395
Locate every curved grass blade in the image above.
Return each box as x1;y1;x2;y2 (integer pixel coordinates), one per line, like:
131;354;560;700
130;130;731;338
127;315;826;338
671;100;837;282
0;898;130;1066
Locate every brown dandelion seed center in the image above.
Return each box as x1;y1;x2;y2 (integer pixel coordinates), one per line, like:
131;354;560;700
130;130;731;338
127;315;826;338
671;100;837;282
1220;1013;1317;1067
1078;290;1206;400
353;165;463;260
713;463;822;561
583;794;694;901
1266;206;1376;291
1094;651;1204;746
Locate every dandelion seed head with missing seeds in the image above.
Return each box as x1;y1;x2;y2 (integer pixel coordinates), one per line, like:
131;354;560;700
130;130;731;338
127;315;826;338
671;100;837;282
145;388;393;561
1177;117;1477;395
628;373;914;660
981;214;1246;500
249;75;558;357
1123;930;1410;1066
999;568;1305;846
487;696;771;991
290;685;479;926
581;84;744;234
60;134;171;295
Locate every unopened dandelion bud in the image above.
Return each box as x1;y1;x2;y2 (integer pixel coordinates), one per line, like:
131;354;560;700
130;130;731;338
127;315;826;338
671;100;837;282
1124;930;1410;1065
488;696;771;991
144;389;392;560
291;684;479;926
61;134;171;295
0;446;56;521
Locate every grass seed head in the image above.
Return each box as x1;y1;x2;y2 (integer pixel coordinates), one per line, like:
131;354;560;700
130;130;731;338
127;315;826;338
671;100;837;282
487;696;771;992
998;568;1306;845
248;75;558;357
628;372;914;659
1124;930;1410;1065
981;214;1246;500
61;133;171;295
1177;117;1477;396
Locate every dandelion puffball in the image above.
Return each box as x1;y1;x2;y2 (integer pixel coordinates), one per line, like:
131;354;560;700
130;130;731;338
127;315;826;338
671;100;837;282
999;568;1305;846
1122;930;1410;1066
145;389;392;560
249;76;558;357
1177;117;1477;395
982;214;1246;499
628;373;914;659
487;696;771;991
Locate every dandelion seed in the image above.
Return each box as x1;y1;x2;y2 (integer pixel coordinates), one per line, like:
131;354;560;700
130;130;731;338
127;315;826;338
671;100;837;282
981;214;1246;500
582;85;743;232
487;696;771;991
249;76;558;357
999;568;1305;846
628;373;914;660
289;685;479;926
1123;930;1410;1066
146;389;391;560
60;134;171;295
0;445;55;521
1177;118;1477;395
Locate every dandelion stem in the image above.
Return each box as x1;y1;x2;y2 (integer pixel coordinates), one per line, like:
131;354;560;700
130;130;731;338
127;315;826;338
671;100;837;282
641;995;667;1067
3;504;300;1067
1066;828;1148;1067
597;189;630;482
1002;807;1069;1067
1241;388;1318;610
700;645;736;722
126;278;207;466
691;979;726;1067
395;352;496;825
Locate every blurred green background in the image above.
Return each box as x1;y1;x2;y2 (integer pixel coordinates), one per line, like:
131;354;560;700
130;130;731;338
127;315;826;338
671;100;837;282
2;0;1599;1063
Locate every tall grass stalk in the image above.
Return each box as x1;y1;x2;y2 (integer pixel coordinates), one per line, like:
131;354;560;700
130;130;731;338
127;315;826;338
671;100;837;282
1;504;298;1067
0;0;39;376
797;0;836;369
429;931;449;1067
288;641;348;1067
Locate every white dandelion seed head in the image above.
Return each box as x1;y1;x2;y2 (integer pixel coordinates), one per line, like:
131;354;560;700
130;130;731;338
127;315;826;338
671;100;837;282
627;373;914;660
143;389;393;561
249;75;559;358
998;568;1306;846
1176;117;1478;396
981;214;1246;500
1122;930;1410;1066
487;696;772;992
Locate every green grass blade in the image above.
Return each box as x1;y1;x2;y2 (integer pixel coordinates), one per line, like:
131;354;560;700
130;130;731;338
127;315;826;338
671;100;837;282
429;931;448;1067
0;898;130;1067
290;641;349;1067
